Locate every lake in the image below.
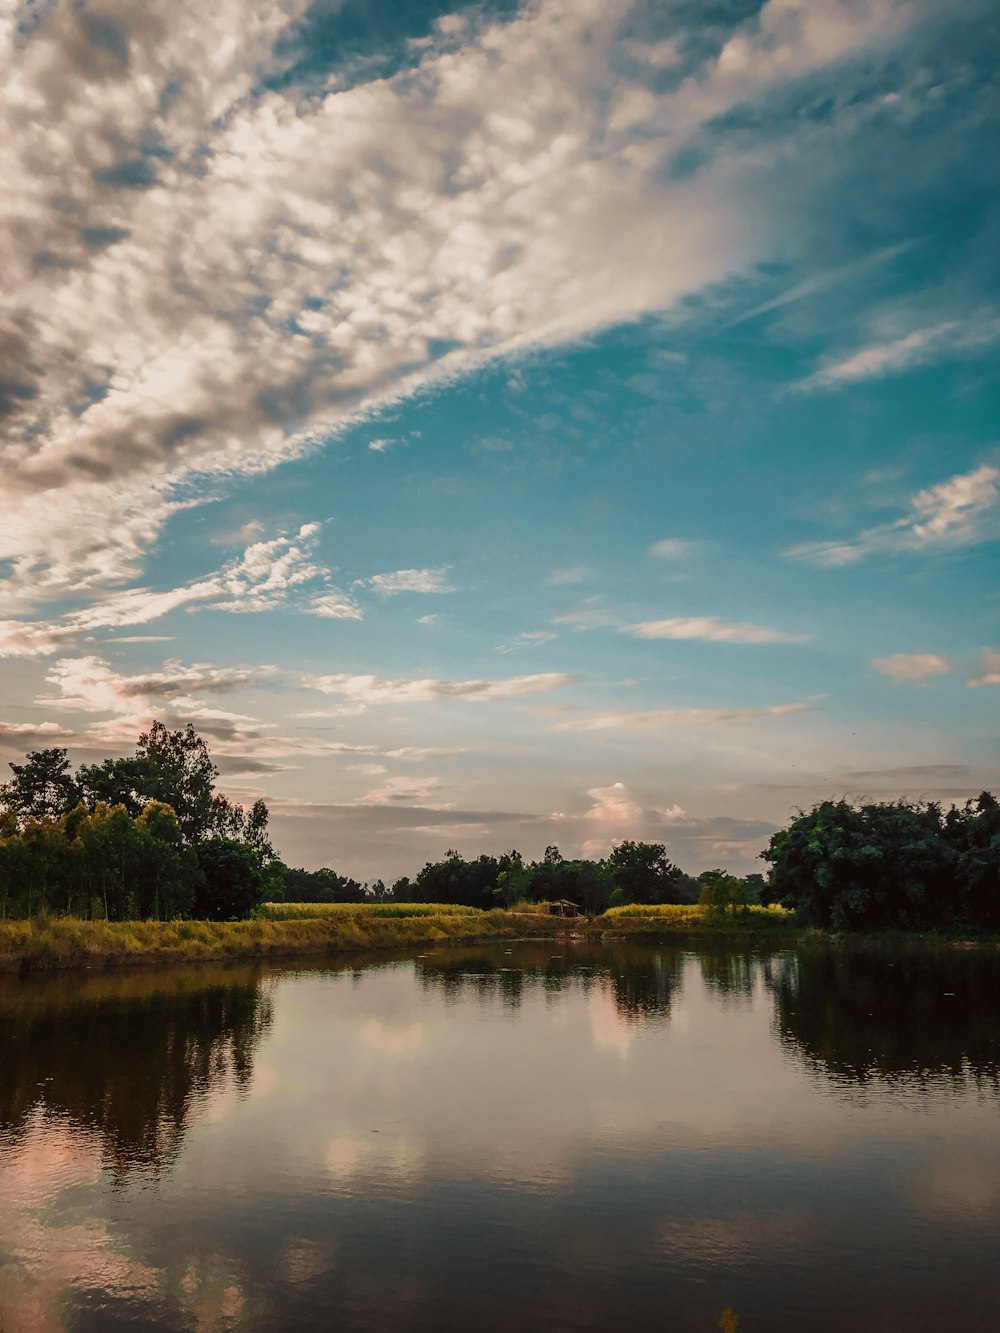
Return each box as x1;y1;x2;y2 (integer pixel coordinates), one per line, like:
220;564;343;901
2;940;999;1331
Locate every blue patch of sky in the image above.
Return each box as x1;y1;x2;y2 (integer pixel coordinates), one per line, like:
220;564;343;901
161;287;997;744
264;0;523;95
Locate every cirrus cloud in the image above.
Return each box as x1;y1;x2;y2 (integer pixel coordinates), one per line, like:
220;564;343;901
787;464;1000;566
0;0;927;604
303;671;575;707
628;617;809;645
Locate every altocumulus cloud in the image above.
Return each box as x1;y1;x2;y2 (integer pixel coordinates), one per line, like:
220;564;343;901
872;653;952;683
627;617;809;645
0;523;363;653
0;0;929;605
787;463;1000;566
303;672;575;707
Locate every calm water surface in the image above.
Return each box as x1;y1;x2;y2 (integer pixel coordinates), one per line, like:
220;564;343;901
2;941;999;1331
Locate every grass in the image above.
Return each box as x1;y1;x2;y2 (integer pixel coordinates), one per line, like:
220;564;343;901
594;903;800;934
0;907;548;973
259;901;480;920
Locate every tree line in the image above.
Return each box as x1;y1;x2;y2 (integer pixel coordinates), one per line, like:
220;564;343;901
0;725;272;920
760;793;1000;932
273;842;762;916
271;795;999;932
2;729;997;930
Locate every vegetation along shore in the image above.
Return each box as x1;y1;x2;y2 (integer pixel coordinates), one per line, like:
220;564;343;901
1;722;997;970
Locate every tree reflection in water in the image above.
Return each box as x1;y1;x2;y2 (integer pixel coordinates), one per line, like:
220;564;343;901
414;942;685;1025
697;949;758;1004
0;964;273;1179
768;945;1000;1093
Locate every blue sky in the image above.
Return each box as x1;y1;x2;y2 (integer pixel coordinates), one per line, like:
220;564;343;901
1;0;997;877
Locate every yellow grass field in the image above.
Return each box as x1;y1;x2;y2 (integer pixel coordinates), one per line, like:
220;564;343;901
596;903;797;932
0;906;532;972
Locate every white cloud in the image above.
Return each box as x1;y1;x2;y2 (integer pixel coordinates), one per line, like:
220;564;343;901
787;464;1000;566
648;539;704;560
383;747;468;761
359;776;450;807
580;781;644;852
359;568;454;596
545;565;593;587
0;0;923;603
728;242;917;327
577;783;691;855
308;591;364;620
303;671;574;707
32;654;413;770
628;617;808;644
798;312;1000;390
552;600;620;631
0;720;74;746
104;635;175;644
0;523;338;655
556;702;812;732
872;652;952;682
495;630;557;654
0;620;73;659
966;649;1000;689
40;656;270;715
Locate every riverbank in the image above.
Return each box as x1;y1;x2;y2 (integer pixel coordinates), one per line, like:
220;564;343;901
2;903;993;972
0;908;558;973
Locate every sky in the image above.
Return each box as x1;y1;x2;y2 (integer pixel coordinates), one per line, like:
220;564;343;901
1;0;998;880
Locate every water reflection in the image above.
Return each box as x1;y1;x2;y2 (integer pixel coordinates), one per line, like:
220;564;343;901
0;963;273;1179
1;943;1000;1331
414;941;685;1024
769;945;1000;1092
697;949;757;1005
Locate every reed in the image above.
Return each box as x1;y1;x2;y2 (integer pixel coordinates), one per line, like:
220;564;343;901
259;901;480;920
0;908;525;972
595;903;798;933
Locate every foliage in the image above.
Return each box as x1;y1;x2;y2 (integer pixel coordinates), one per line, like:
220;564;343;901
0;801;199;921
270;863;367;903
769;943;1000;1086
607;840;698;905
13;723;273;852
0;748;80;820
407;841;700;915
698;871;753;914
0;725;273;921
193;839;265;922
412;848;525;910
525;845;615;914
762;793;1000;932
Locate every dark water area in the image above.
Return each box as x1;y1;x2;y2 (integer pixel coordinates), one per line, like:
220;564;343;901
2;942;999;1331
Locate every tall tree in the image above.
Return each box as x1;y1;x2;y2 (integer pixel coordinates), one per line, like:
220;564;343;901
1;748;80;821
133;722;220;843
607;840;695;905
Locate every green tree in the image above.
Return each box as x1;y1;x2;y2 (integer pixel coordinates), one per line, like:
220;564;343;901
762;798;961;931
76;756;149;818
1;748;80;821
132;722;222;843
194;839;265;920
134;801;198;920
607;840;695;905
698;871;751;914
413;849;523;909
